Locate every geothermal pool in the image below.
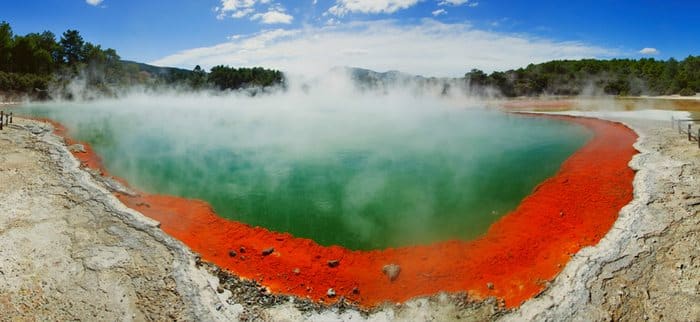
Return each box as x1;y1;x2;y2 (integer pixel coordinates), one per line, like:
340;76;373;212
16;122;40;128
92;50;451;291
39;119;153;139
23;96;591;250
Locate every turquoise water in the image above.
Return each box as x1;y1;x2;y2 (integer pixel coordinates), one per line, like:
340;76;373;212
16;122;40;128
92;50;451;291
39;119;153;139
23;96;591;250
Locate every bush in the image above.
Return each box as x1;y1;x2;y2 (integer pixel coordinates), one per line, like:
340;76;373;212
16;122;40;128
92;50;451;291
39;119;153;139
679;87;696;96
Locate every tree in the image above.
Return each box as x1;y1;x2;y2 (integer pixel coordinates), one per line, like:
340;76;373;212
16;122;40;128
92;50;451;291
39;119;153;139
11;35;54;74
190;65;206;89
0;21;13;71
83;42;106;65
60;29;85;65
208;65;283;90
465;69;488;87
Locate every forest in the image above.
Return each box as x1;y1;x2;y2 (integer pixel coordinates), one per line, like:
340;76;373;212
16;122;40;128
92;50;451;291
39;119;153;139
0;21;285;99
466;57;700;97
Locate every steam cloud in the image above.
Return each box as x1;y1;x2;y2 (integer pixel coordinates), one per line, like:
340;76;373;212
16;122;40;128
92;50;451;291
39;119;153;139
22;71;592;249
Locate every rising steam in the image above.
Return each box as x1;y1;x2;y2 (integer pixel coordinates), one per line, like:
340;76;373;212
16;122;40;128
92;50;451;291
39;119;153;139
22;71;592;249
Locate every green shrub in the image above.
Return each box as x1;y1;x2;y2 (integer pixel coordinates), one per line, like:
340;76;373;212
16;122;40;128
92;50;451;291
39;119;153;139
679;87;696;96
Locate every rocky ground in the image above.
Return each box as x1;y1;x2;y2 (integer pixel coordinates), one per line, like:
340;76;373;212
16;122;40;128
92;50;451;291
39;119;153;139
0;111;697;321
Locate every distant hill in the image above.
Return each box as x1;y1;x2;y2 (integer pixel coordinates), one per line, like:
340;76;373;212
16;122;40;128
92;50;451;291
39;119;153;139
120;60;194;79
333;66;467;96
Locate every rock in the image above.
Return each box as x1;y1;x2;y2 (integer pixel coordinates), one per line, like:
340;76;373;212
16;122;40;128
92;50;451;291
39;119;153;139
487;282;494;290
327;288;336;298
102;177;137;196
382;264;401;282
25;124;48;135
327;259;340;268
69;144;86;153
228;250;237;257
352;287;360;294
261;247;274;256
293;268;300;275
239;246;246;253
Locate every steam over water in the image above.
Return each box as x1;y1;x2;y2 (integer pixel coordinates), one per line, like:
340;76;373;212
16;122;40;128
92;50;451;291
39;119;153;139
23;87;591;250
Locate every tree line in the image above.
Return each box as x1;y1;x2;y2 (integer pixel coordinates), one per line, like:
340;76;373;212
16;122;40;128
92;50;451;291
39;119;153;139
466;57;700;97
0;21;285;99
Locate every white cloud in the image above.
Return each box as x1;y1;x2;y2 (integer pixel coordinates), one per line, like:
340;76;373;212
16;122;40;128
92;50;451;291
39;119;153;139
216;0;273;20
328;0;421;16
438;0;468;5
220;0;264;11
232;8;255;18
151;20;615;77
432;9;447;16
86;0;104;6
252;10;294;24
438;0;477;6
639;47;659;55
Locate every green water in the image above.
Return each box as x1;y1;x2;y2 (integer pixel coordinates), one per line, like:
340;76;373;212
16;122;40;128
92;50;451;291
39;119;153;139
23;96;591;250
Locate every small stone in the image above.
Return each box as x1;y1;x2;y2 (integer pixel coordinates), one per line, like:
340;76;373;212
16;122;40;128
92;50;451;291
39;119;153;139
239;247;246;253
327;259;340;268
240;255;246;260
382;264;401;282
69;144;86;153
262;247;274;256
216;286;224;293
228;250;237;257
293;268;301;275
352;287;360;294
487;282;494;290
327;288;336;298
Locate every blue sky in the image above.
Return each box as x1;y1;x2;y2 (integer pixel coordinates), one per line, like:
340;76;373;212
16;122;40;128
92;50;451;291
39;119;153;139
2;0;699;76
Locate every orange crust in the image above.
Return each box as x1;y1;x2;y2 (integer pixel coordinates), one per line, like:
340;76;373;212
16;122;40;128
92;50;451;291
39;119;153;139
40;114;637;308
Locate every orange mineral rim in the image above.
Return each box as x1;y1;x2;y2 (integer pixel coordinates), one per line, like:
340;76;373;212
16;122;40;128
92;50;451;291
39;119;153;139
38;113;637;309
